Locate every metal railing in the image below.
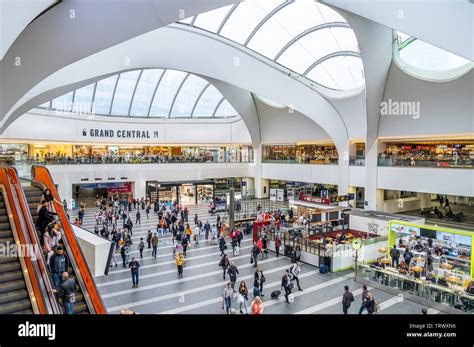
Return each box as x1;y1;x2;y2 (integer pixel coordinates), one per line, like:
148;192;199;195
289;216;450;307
378;154;473;168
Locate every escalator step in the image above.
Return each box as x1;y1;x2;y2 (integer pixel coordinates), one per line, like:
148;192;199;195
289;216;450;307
0;256;21;265
73;301;88;314
0;229;13;239
0;215;9;223
0;222;12;231
0;261;21;275
0;279;27;294
0;202;5;209
14;309;34;314
0;288;29;304
0;236;15;245
0;298;32;314
0;270;23;283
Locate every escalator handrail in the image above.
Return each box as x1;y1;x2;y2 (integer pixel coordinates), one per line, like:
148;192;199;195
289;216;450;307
0;167;47;314
31;165;106;314
7;167;63;314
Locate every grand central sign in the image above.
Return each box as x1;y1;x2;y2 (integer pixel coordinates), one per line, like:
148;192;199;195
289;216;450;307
82;128;159;139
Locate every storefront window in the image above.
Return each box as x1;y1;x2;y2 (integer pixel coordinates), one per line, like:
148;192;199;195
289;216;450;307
378;141;474;168
296;144;338;165
262;145;297;163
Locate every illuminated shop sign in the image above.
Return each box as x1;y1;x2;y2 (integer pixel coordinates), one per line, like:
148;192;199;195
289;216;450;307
299;194;330;205
82;128;159;139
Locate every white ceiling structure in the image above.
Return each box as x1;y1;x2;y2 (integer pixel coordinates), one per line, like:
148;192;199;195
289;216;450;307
177;0;365;91
39;68;240;119
0;0;57;60
0;0;472;153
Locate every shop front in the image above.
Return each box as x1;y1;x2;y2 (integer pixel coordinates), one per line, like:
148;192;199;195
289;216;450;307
72;181;133;201
146;180;215;205
355;220;474;313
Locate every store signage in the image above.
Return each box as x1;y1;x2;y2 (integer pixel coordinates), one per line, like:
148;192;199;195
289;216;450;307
299;194;330;205
332;194;355;202
81;128;159;139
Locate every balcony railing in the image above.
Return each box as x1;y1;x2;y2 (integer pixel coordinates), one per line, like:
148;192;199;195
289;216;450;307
15;156;254;166
378;154;473;168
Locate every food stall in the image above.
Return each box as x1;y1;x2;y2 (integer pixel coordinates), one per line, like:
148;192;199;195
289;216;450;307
388;221;473;283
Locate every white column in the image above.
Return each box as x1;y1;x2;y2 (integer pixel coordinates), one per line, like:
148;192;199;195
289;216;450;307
365;140;385;210
337;141;350;206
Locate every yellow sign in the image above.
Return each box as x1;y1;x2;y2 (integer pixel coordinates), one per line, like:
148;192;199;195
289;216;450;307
352;238;362;250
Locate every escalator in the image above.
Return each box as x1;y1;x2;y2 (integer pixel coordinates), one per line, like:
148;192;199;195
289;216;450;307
23;165;106;314
0;166;61;314
0;191;33;314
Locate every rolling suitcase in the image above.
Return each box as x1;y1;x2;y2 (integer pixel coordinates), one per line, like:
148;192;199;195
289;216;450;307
233;246;240;256
271;290;281;299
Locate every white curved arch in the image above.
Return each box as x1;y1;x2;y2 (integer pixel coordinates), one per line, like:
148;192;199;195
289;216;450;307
3;25;349;153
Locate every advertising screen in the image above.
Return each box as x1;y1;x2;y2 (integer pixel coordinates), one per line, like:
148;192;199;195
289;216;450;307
453;234;472;247
436;231;454;243
391;223;420;236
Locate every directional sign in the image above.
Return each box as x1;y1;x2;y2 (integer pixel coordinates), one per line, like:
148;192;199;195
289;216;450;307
352;238;362;250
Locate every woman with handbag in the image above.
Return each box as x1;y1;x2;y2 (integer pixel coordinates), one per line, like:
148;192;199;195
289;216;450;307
253;267;265;297
238;281;249;314
222;282;234;314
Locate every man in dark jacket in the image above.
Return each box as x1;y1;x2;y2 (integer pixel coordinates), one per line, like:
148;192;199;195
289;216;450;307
37;201;54;236
390;245;400;268
227;261;239;291
50;247;69;289
146;230;152;249
129;257;140;288
55;272;75;314
342;285;354;314
204;221;211;240
219;236;227;256
275;236;282;258
281;270;292;304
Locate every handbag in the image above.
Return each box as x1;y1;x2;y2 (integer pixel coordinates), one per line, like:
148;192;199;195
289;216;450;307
238;294;245;303
250;256;254;264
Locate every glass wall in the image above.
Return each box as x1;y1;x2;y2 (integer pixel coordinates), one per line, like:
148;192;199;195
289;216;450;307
262;144;338;164
378;141;474;168
0;143;254;165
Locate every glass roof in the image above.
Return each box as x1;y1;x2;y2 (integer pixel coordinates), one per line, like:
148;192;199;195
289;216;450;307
41;69;240;119
177;0;364;91
396;31;472;72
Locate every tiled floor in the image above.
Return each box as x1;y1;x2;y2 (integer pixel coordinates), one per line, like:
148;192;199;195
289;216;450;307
72;203;439;315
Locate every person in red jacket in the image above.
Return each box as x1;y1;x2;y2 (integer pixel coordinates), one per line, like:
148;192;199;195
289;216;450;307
257;238;263;259
275;236;282;258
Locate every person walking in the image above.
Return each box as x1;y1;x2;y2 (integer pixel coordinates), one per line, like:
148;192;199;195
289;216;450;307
151;233;159;258
238;281;249;314
281;270;292;304
55;272;75;314
135;210;141;225
204;221;211;240
253;267;265;297
227;261;239;291
358;285;370;314
138;237;145;258
275;236;282;258
222;282;234;315
290;261;303;291
120;244;129;267
366;293;377;315
193;224;201;244
219;254;230;280
251;242;260;268
342;285;354;315
129;257;140;288
146;230;152;249
176;251;185;277
250;296;263;315
219;236;227;256
181;237;190;257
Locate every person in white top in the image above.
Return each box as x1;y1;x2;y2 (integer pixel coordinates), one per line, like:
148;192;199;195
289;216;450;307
193;225;201;244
